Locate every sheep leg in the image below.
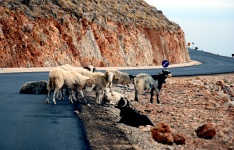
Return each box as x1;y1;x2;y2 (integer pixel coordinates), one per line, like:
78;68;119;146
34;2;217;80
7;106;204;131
156;94;160;104
46;89;52;104
68;89;74;104
154;87;160;104
53;88;59;105
134;90;139;102
79;90;88;104
71;90;78;102
150;89;154;103
95;91;101;104
57;89;64;100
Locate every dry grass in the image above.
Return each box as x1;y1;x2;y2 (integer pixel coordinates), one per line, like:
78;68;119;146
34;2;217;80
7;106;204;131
1;0;180;31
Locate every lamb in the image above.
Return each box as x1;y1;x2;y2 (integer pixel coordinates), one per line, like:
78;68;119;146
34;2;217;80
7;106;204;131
115;97;154;127
134;70;171;104
46;68;95;105
83;65;96;72
105;69;135;93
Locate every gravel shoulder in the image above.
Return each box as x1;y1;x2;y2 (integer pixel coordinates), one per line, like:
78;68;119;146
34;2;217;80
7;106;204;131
79;74;234;150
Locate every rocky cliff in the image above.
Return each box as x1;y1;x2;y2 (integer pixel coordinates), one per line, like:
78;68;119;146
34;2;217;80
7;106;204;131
0;0;190;67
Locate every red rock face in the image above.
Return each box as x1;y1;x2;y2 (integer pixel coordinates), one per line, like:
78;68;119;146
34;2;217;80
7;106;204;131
0;6;190;67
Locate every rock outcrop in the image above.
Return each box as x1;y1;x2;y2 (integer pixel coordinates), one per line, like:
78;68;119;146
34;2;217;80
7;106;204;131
0;0;190;67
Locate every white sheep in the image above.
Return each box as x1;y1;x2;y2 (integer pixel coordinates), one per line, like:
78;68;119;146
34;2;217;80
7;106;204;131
58;64;111;104
46;68;95;105
57;64;94;99
78;70;109;104
105;69;135;94
134;70;171;104
102;88;125;105
58;64;75;71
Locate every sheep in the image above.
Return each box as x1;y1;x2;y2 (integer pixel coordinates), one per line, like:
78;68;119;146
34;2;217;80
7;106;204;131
58;64;94;98
83;65;96;72
105;69;135;94
134;70;171;104
67;68;109;104
102;88;125;105
115;97;154;127
46;68;95;105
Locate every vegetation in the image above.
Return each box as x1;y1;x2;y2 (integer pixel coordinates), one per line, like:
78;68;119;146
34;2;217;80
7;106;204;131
0;0;180;30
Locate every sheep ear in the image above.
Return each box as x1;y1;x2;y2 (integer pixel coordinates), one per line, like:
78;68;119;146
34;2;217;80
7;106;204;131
129;75;135;79
93;68;96;72
86;79;94;87
113;77;120;82
83;67;90;71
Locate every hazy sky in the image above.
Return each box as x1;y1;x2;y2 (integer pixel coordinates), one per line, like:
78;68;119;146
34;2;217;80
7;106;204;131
144;0;234;57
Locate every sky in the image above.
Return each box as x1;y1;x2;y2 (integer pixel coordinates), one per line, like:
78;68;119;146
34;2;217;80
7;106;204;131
144;0;234;57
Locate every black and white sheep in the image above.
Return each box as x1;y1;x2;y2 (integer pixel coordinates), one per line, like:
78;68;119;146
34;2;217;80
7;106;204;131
83;65;96;72
46;68;95;105
105;69;135;94
115;98;154;127
134;70;171;104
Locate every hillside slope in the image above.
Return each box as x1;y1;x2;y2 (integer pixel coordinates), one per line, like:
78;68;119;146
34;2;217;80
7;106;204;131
0;0;190;67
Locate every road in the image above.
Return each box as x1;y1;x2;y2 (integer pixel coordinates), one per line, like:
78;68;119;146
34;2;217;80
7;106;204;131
114;49;234;76
0;49;233;150
0;73;91;150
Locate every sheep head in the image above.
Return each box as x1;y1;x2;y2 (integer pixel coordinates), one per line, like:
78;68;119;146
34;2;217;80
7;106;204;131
115;97;130;108
216;80;225;86
84;78;95;92
162;70;171;77
160;70;172;83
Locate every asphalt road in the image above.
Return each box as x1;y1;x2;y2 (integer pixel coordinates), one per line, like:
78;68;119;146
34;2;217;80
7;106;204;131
114;49;234;76
0;73;91;150
0;49;233;150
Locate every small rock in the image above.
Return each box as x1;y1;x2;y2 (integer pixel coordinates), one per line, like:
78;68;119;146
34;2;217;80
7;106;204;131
195;122;216;139
151;122;173;145
172;133;186;145
227;101;234;107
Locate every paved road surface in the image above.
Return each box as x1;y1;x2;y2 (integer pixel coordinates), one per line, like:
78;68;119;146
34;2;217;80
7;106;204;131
0;73;91;150
0;49;233;150
114;49;234;76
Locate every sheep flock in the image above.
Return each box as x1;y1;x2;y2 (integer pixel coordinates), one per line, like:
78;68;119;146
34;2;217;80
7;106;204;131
46;64;172;127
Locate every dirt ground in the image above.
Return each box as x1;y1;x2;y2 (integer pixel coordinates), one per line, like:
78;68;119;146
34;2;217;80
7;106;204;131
78;73;234;150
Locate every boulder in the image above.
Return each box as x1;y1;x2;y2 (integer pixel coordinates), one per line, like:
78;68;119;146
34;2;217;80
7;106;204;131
19;80;48;94
195;122;216;139
151;122;173;145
